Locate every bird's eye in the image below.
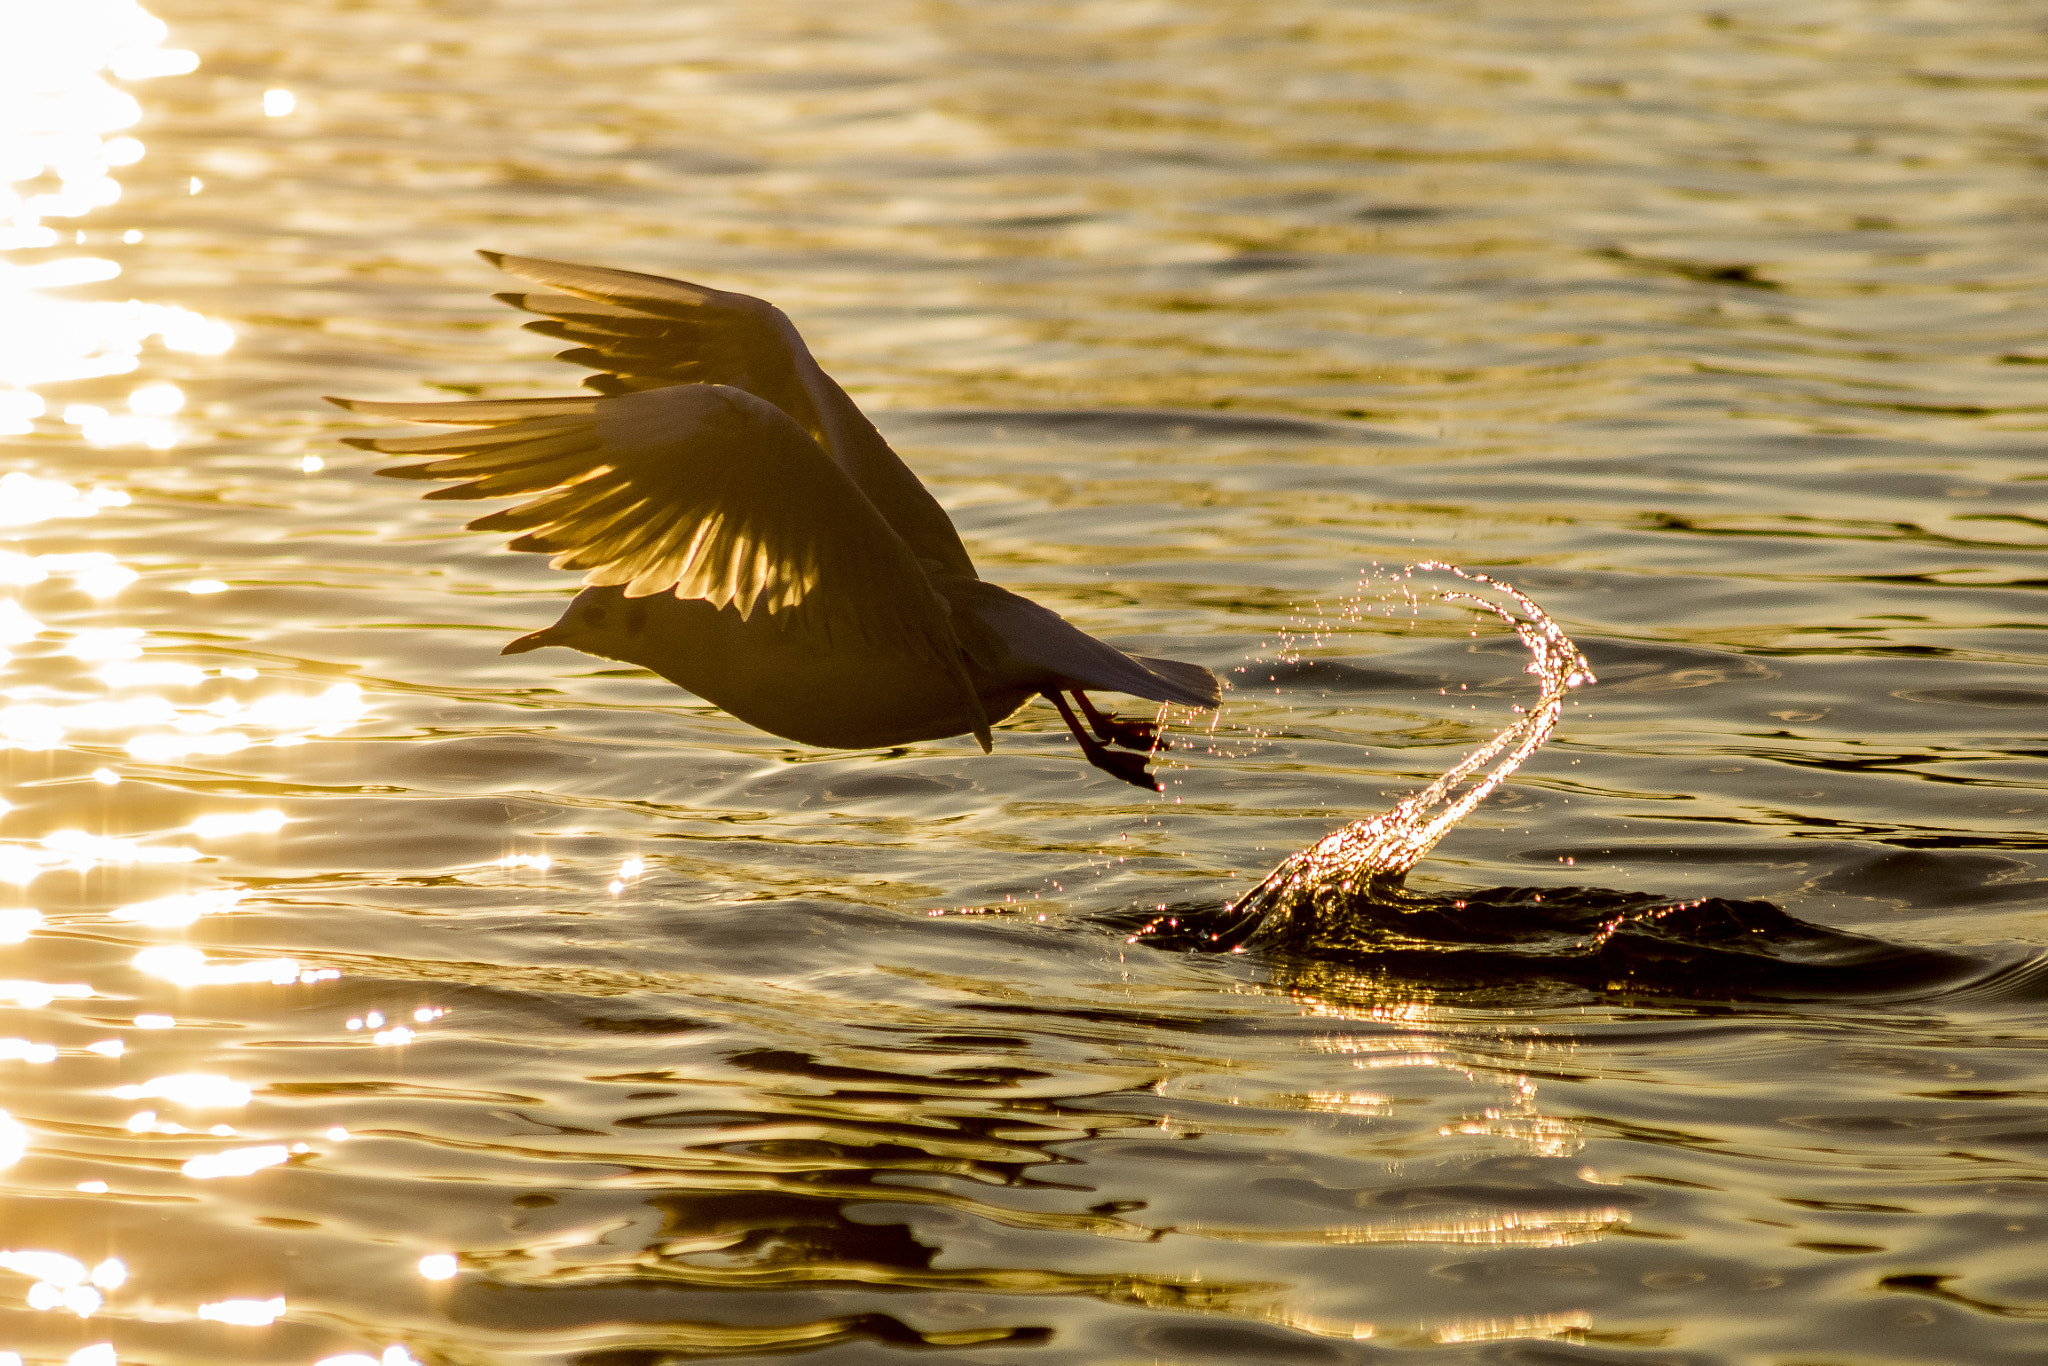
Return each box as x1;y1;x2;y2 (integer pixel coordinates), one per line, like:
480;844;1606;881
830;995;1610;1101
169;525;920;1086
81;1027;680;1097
582;605;609;626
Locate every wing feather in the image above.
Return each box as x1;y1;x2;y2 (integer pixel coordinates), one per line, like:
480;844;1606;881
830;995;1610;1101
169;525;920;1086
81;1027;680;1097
487;483;647;539
481;253;978;579
420;454;608;500
349;418;590;456
349;383;967;677
329;396;597;424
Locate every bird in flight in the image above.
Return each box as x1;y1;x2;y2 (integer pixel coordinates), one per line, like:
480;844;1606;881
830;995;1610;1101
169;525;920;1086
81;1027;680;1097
332;253;1220;790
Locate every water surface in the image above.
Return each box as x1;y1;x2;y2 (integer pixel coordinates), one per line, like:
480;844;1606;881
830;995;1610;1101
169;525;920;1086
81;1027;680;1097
2;1;2047;1362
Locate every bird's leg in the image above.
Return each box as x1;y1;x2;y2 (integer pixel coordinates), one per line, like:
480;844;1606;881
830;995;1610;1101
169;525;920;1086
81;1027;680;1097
1074;691;1165;752
1046;692;1160;792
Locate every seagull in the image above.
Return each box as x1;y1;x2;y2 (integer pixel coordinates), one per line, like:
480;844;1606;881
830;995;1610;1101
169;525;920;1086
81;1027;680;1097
332;253;1219;790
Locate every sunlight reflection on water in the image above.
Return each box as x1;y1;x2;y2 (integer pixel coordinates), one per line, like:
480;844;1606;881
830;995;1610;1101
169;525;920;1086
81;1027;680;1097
0;0;2042;1358
0;0;231;443
0;7;419;1361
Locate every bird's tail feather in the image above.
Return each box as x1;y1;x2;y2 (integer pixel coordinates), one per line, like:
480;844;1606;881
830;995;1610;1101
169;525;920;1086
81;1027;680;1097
944;577;1219;710
1128;654;1223;709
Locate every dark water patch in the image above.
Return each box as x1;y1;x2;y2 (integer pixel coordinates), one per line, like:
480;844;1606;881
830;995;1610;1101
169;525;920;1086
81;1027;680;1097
1880;1274;2048;1322
1596;246;1782;290
726;1047;1045;1091
578;1014;714;1035
1116;884;1989;1002
1808;849;2048;908
536;1300;1051;1357
1354;203;1449;221
1931;953;2048;1012
1894;686;2048;709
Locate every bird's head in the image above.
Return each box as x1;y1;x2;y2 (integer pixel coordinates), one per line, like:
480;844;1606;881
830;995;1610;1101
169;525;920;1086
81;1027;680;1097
502;586;648;657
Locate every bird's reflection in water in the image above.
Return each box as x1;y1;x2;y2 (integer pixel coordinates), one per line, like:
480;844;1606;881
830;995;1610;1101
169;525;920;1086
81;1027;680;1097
451;1048;1309;1361
453;1019;1645;1360
448;955;1666;1361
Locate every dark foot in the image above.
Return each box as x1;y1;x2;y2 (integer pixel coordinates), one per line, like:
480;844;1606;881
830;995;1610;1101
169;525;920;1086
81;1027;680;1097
1075;692;1167;752
1084;743;1163;792
1047;692;1163;792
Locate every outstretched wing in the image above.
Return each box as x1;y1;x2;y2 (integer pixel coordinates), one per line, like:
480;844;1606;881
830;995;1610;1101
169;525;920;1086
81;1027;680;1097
336;384;957;664
480;252;977;580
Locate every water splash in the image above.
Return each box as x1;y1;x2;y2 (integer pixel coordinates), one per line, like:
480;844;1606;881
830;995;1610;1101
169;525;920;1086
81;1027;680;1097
1119;564;1997;1002
1206;563;1594;947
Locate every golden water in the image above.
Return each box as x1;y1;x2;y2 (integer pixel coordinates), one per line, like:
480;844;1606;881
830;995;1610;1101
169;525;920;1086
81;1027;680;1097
0;1;2045;1364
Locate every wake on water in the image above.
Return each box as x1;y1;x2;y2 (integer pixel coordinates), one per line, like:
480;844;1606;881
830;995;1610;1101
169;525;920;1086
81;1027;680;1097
1116;564;2000;1003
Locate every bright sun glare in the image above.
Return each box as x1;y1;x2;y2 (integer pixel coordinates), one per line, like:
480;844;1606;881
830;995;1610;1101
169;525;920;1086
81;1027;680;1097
0;0;232;447
0;9;436;1363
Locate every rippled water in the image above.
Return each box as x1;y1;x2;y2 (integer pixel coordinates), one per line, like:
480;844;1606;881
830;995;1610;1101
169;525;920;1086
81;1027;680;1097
3;1;2048;1362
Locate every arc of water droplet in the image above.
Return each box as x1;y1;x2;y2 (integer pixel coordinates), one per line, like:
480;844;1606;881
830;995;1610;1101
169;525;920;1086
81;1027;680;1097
1229;563;1594;943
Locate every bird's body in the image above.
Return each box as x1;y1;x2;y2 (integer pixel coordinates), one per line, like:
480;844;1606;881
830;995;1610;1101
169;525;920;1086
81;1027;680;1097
518;584;1031;749
336;254;1219;788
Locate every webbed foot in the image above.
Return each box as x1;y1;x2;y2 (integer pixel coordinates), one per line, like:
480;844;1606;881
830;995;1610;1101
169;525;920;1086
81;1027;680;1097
1047;692;1164;792
1084;743;1163;792
1075;692;1167;752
